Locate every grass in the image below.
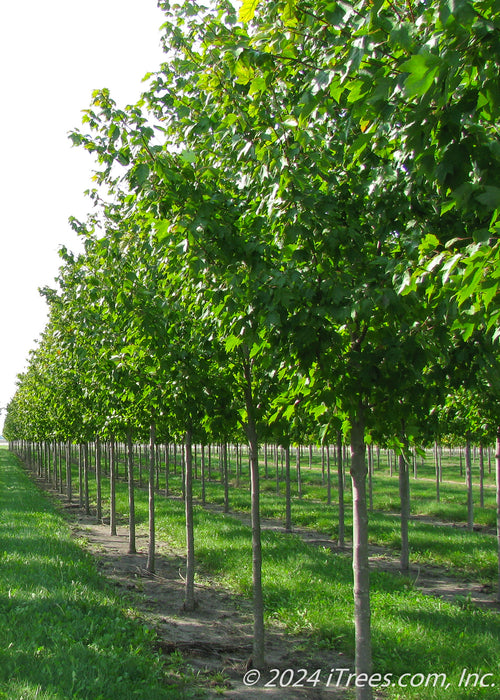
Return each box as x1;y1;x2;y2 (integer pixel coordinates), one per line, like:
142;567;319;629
0;447;204;700
107;480;500;700
9;441;500;699
123;446;498;586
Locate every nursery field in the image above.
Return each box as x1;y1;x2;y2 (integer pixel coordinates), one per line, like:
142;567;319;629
0;446;208;700
4;441;499;700
4;3;499;699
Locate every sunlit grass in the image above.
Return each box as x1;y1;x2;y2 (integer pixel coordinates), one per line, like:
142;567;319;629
106;474;500;700
69;442;498;586
9;441;500;700
0;447;202;700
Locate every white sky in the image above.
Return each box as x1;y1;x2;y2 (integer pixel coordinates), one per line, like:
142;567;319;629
0;0;166;432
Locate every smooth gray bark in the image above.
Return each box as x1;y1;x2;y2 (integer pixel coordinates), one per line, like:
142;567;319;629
83;442;90;515
184;429;196;611
434;441;440;503
110;438;117;536
326;444;331;506
127;427;136;554
243;351;265;669
496;429;500;603
337;431;345;549
66;440;72;503
466;435;473;533
285;445;292;533
479;442;485;508
399;452;410;573
350;405;373;700
146;422;156;573
200;444;206;506
223;442;229;513
296;445;302;499
95;437;102;523
164;444;170;497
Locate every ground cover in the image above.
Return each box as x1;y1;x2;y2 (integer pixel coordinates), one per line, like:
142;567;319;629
103;470;500;700
0;447;204;700
17;443;499;698
122;447;497;585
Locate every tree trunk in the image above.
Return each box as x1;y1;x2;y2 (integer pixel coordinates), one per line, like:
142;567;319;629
368;444;373;513
243;351;265;669
83;442;90;516
466;434;473;533
337;431;345;549
399;451;410;574
296;445;302;499
326;444;332;506
164;444;170;497
78;443;83;506
285;445;292;533
350;404;373;700
66;440;72;503
434;441;440;503
138;443;143;488
200;444;206;506
95;437;102;523
110;438;117;536
146;422;156;574
127;427;136;554
479;442;484;509
184;428;196;611
496;428;500;603
223;442;229;513
275;444;280;494
58;442;64;494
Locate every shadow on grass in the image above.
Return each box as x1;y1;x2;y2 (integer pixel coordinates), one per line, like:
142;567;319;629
0;449;193;700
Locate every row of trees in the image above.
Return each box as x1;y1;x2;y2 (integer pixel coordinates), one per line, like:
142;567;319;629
4;2;500;698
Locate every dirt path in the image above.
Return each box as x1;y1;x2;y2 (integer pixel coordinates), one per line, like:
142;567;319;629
37;472;498;699
70;512;356;699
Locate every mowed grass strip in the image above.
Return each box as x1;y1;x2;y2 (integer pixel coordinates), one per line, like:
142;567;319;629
138;464;498;585
0;447;200;700
109;478;500;700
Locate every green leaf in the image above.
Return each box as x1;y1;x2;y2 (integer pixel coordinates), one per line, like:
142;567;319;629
181;150;197;164
155;220;170;243
461;321;476;341
234;59;253;85
225;334;243;352
399;53;441;98
239;0;259;23
476;186;500;210
482;283;498;311
312;404;328;420
135;163;150;186
456;264;486;306
441;253;462;284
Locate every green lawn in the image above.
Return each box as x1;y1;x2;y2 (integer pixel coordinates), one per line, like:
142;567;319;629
0;447;202;700
90;448;500;700
113;480;500;700
8;441;500;700
124;445;498;585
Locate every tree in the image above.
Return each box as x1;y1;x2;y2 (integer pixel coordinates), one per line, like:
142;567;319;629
239;0;500;337
12;1;493;693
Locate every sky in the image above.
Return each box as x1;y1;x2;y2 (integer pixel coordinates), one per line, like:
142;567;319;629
0;1;167;432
